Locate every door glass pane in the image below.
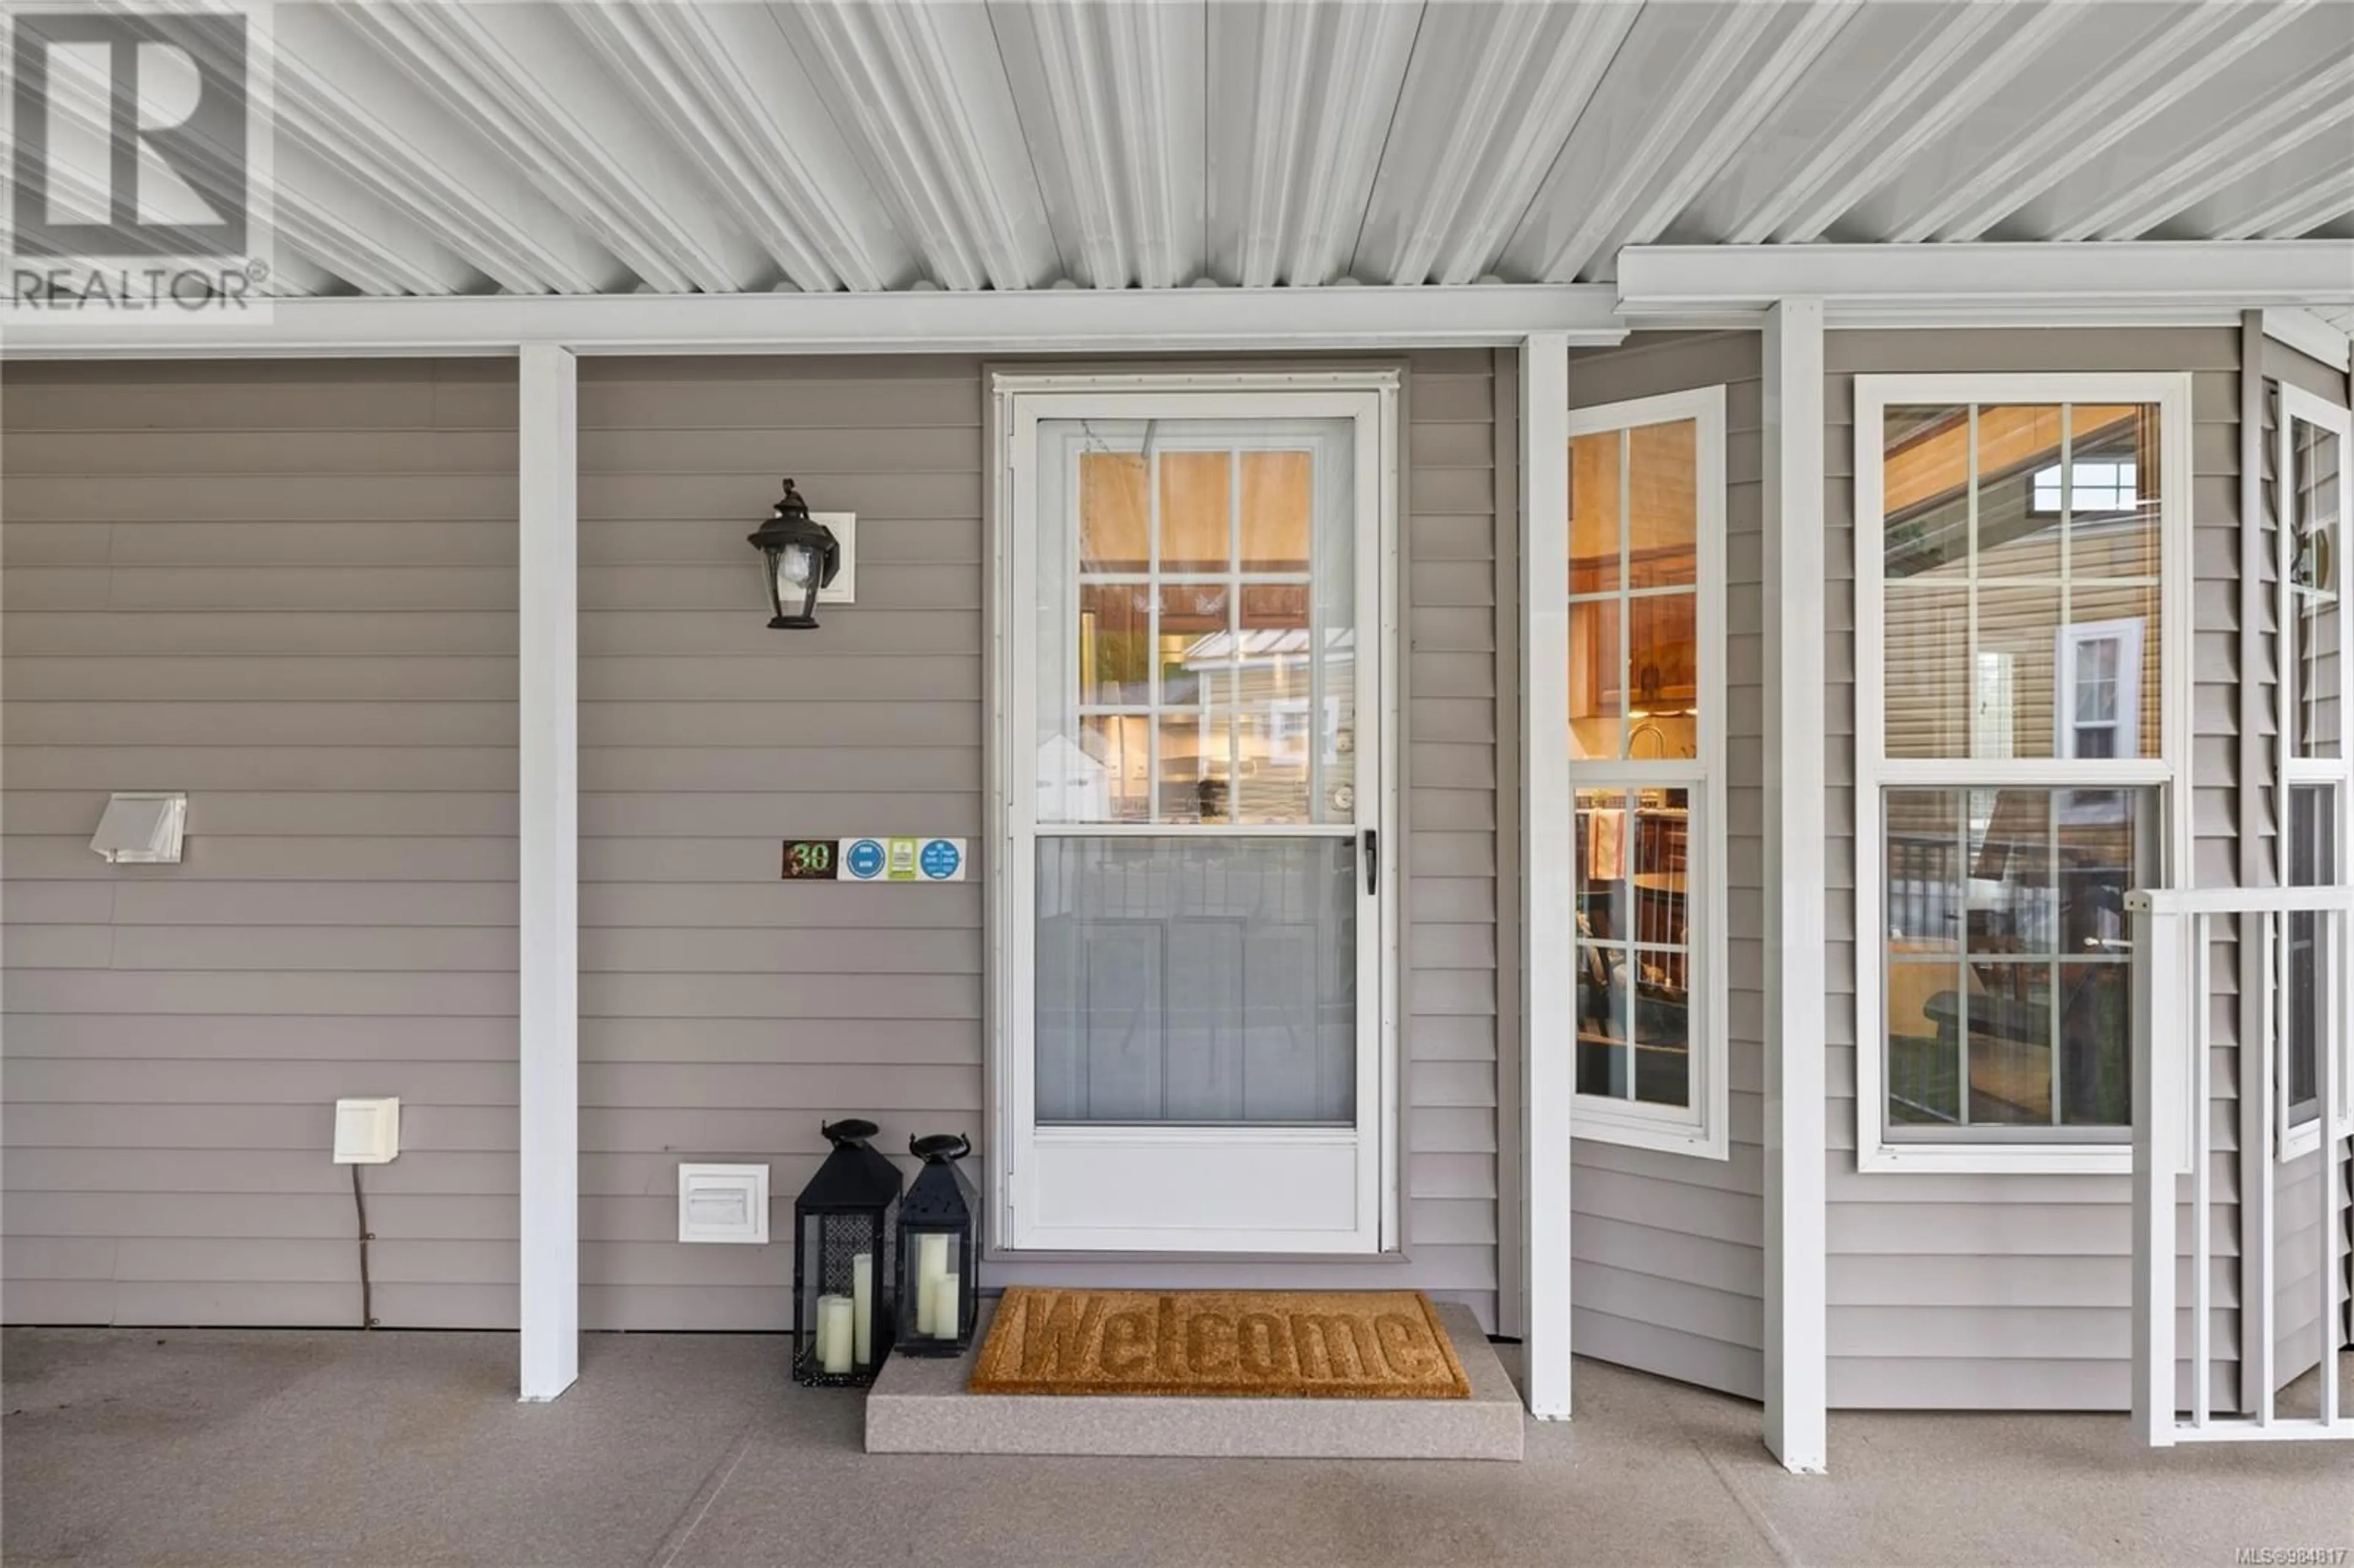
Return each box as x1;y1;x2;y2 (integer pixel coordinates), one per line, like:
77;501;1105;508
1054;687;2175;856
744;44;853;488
1038;419;1355;825
1240;451;1312;571
1035;837;1357;1125
1080;452;1149;571
1159;451;1232;572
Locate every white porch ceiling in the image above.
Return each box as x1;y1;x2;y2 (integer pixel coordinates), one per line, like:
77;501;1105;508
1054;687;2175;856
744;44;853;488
63;1;2354;297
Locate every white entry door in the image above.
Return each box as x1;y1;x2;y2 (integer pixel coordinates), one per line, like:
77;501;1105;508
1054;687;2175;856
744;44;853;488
994;375;1398;1254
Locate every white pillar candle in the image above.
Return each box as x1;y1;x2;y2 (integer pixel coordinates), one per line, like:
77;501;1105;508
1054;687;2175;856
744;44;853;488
850;1253;874;1365
817;1293;854;1375
935;1271;960;1339
915;1233;948;1337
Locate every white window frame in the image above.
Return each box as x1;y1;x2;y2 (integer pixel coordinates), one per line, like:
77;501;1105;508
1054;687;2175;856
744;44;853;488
1856;373;2195;1175
986;369;1404;1254
1556;385;1731;1161
2274;382;2353;1163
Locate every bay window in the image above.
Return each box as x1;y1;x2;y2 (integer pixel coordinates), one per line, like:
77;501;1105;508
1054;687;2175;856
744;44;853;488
1857;376;2193;1171
1565;387;1727;1158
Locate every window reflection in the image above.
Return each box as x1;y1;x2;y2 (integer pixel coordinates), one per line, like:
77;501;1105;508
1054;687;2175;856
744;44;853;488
1569;419;1700;762
1882;404;2163;761
1884;787;2146;1132
1574;788;1693;1109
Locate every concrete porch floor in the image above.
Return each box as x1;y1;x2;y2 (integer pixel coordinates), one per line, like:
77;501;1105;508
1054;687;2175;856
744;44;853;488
3;1328;2348;1568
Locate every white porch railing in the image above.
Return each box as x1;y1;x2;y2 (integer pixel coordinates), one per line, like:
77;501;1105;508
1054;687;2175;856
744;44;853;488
2128;885;2353;1445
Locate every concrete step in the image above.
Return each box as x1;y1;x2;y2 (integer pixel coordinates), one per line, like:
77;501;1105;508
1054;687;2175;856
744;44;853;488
865;1300;1524;1460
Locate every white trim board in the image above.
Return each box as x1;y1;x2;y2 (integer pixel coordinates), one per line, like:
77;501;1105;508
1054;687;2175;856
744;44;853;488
1851;372;2199;1176
2262;308;2354;377
1618;242;2354;324
516;343;579;1402
1761;299;1829;1474
0;283;1626;359
1520;330;1575;1424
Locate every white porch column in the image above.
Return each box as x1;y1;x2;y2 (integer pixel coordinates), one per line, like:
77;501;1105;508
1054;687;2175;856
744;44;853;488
1762;299;1829;1472
519;342;580;1401
1520;330;1574;1420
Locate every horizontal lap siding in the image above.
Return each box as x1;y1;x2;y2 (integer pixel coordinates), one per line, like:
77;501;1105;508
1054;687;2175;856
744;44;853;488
1;360;520;1330
1565;333;1767;1399
576;356;985;1331
1825;330;2241;1409
577;353;1499;1330
1402;351;1503;1327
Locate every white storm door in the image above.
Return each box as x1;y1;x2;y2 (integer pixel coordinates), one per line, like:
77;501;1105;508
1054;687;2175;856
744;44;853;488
1000;384;1395;1254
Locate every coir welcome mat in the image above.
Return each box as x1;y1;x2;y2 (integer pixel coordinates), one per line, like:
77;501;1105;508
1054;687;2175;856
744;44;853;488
967;1287;1471;1399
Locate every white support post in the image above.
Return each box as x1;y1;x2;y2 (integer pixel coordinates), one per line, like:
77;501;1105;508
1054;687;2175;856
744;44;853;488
1762;299;1829;1473
519;343;580;1402
1521;330;1574;1420
2128;896;2185;1446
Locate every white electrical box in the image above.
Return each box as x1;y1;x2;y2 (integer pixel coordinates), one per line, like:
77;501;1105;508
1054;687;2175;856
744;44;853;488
677;1163;769;1244
333;1097;400;1165
90;793;187;864
813;512;856;604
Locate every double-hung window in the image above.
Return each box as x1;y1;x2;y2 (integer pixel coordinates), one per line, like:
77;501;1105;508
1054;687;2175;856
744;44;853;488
1857;377;2193;1172
2276;382;2352;1159
1563;387;1729;1159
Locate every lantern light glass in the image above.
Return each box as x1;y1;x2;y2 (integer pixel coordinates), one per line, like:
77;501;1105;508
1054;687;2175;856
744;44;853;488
748;478;841;630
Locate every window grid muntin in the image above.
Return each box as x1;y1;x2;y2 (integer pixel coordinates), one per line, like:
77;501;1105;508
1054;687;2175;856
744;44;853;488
1574;783;1700;1111
1883;785;2147;1136
1884;402;2163;765
1863;378;2188;1163
1567;420;1704;766
1064;430;1339;828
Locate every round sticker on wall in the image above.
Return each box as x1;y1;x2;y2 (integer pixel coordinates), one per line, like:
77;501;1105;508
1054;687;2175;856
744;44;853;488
919;839;962;880
844;838;886;880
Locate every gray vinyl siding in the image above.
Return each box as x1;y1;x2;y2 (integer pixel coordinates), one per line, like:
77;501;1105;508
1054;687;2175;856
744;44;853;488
1;360;521;1330
1561;333;1767;1399
2257;333;2353;1390
575;352;1504;1331
1824;329;2244;1410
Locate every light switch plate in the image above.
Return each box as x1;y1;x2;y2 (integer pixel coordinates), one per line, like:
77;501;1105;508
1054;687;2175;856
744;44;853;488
677;1163;769;1244
333;1097;400;1164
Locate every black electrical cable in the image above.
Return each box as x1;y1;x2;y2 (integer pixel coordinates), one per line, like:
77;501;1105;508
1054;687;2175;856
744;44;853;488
351;1162;376;1329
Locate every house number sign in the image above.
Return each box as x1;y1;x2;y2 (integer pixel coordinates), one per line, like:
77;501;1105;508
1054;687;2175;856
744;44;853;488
781;838;967;882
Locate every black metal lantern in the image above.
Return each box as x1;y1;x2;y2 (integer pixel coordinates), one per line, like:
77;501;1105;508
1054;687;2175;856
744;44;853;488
791;1117;902;1387
747;478;841;630
893;1132;978;1357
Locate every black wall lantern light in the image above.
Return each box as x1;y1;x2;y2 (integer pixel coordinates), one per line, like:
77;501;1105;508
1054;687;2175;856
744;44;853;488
748;478;842;630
